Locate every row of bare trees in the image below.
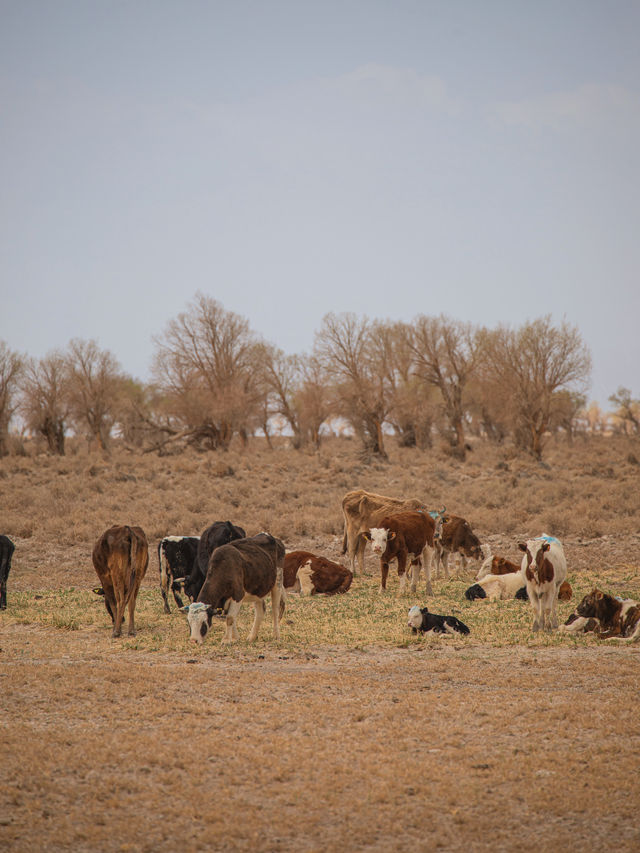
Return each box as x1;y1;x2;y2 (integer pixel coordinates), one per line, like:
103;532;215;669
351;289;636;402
1;294;636;460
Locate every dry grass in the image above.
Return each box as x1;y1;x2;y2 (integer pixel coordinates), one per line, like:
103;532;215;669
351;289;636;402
1;433;640;851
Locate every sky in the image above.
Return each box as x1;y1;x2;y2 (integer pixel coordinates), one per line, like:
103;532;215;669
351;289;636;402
1;0;639;407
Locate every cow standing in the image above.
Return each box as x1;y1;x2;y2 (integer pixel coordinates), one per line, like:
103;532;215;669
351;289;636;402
183;533;285;644
158;536;200;613
183;521;246;601
283;551;353;595
341;489;428;576
363;511;435;594
92;525;149;638
518;535;567;631
0;534;15;610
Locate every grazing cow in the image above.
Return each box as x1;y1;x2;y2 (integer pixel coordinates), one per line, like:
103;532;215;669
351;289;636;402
465;570;526;601
182;533;284;644
184;521;246;601
363;511;436;594
341;489;428;576
562;588;640;641
518;535;567;631
0;534;15;610
158;536;200;613
433;513;483;579
283;551;353;595
92;525;149;638
407;605;470;636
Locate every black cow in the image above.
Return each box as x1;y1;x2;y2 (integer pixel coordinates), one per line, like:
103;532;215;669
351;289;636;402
183;521;246;601
158;536;200;613
0;535;15;610
407;605;470;636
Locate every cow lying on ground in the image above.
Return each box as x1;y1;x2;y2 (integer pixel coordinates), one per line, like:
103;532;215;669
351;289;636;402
407;605;470;636
519;535;567;631
341;489;428;576
158;535;199;613
182;533;285;644
283;551;353;595
363;511;435;594
0;534;15;610
92;525;149;638
184;520;246;601
561;588;640;641
432;512;483;580
465;570;526;601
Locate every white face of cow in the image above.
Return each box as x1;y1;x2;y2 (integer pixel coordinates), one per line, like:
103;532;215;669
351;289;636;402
182;602;215;644
407;605;423;630
367;527;393;554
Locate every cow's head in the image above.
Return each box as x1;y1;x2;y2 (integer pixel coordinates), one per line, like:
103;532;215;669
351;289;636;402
181;601;219;644
407;605;424;631
363;527;395;555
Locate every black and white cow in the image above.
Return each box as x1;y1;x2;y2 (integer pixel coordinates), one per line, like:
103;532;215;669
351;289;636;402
407;605;470;636
157;536;200;613
183;521;246;602
182;532;285;644
0;534;15;610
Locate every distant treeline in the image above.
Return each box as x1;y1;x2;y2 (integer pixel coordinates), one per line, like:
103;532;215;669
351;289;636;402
1;294;638;460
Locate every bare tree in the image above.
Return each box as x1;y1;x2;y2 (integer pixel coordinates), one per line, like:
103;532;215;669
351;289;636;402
407;316;479;458
608;387;640;435
480;316;592;460
0;341;24;456
20;351;69;454
152;294;264;451
66;339;124;452
314;313;390;458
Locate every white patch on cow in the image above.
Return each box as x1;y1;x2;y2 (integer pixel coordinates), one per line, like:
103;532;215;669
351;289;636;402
298;562;314;596
368;527;389;554
407;605;422;630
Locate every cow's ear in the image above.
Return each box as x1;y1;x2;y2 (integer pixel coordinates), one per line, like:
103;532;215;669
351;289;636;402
387;531;396;541
517;543;527;552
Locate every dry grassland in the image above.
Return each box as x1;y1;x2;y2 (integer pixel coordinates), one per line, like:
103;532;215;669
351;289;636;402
1;434;639;852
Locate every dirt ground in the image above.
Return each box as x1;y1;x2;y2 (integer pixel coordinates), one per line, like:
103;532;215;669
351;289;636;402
2;535;640;852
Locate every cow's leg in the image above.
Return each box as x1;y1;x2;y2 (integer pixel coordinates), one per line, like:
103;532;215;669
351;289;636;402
379;560;390;593
223;600;242;643
247;599;266;642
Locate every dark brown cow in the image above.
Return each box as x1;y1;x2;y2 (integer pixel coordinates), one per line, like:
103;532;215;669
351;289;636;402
562;588;640;641
92;525;149;638
283;551;353;595
363;511;436;594
434;514;483;579
341;489;428;576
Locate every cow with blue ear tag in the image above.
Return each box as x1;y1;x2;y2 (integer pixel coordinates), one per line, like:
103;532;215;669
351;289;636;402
181;601;218;644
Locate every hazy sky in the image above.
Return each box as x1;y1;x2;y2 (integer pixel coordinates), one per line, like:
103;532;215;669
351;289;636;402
2;1;639;407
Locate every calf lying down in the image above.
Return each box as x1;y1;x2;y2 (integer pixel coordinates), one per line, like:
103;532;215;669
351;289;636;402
408;605;470;637
560;588;640;641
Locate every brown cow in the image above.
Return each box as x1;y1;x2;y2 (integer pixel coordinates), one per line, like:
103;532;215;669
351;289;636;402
92;525;149;638
341;489;428;576
284;551;353;595
363;511;436;594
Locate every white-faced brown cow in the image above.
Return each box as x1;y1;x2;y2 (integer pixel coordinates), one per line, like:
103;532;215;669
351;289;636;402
182;533;285;644
561;588;640;641
518;535;567;632
283;551;353;595
341;489;428;576
363;511;436;594
92;525;149;638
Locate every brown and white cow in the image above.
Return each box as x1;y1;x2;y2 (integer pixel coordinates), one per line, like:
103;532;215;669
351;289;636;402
182;533;285;644
363;511;435;594
341;489;428;576
283;551;353;595
561;588;640;641
518;536;567;631
92;525;149;638
433;514;483;579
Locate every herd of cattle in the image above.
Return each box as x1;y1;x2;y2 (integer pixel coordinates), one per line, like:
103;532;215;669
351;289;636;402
1;487;639;645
